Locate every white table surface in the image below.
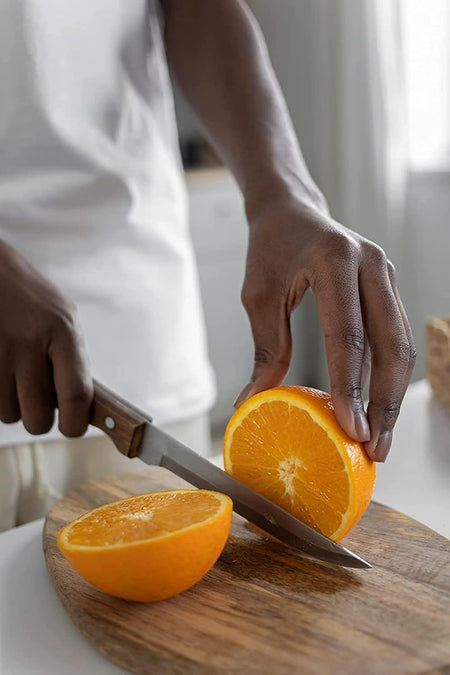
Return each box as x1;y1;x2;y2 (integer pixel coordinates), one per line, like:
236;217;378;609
0;379;449;675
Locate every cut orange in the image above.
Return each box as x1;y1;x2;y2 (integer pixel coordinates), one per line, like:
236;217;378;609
224;386;376;541
57;490;233;602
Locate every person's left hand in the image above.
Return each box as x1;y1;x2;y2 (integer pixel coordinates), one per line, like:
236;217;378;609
234;198;416;462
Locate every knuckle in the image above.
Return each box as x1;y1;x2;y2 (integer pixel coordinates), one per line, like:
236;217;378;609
326;232;360;263
254;347;275;366
346;383;363;402
50;299;79;337
252;347;289;371
331;383;364;409
241;279;284;312
383;400;401;427
389;336;415;366
362;241;387;268
52;310;76;336
341;326;365;354
241;284;266;311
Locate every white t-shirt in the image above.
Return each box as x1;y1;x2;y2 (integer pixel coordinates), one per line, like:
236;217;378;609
0;0;216;445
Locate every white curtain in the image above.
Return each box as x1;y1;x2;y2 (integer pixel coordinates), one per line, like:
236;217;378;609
309;0;407;257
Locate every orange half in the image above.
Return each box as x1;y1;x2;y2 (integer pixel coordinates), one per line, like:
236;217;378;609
57;489;233;602
224;386;376;541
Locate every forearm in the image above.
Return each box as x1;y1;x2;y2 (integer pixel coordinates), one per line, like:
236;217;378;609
162;0;326;218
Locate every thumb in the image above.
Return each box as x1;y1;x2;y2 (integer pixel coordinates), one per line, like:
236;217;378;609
234;298;292;408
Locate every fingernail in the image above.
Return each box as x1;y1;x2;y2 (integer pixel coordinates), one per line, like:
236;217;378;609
233;382;256;409
372;431;392;463
354;410;370;442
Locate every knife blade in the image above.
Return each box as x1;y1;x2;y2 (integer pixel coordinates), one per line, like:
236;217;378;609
90;380;371;569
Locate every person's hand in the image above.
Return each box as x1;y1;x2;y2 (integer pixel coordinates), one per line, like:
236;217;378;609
234;199;416;462
0;241;93;436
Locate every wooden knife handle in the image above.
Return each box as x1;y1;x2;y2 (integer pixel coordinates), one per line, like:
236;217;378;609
90;380;152;458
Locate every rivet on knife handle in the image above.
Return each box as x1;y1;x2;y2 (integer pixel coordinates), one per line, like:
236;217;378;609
90;380;152;458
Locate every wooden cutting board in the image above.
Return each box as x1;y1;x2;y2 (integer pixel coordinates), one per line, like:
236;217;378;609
43;467;450;674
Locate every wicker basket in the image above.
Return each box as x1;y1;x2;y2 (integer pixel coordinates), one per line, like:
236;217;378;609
426;317;450;409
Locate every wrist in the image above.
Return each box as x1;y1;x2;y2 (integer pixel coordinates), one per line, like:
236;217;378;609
244;174;329;226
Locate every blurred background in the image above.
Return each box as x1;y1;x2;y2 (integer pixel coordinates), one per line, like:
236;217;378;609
172;0;450;439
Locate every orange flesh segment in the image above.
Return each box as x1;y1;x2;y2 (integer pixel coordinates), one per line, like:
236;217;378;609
229;401;349;535
65;491;225;547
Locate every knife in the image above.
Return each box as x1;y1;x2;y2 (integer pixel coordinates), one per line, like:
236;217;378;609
89;380;371;569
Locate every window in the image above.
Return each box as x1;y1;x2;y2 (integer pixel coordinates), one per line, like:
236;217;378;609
400;0;450;169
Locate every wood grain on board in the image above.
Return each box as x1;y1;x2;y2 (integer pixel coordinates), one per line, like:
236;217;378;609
43;468;450;674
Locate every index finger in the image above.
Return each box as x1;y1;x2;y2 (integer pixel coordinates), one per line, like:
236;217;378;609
49;324;93;437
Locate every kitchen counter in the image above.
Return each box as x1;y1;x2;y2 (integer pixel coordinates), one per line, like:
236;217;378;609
372;379;450;538
0;379;449;674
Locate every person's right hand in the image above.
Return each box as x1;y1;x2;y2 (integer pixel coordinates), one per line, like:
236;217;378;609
0;240;93;436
